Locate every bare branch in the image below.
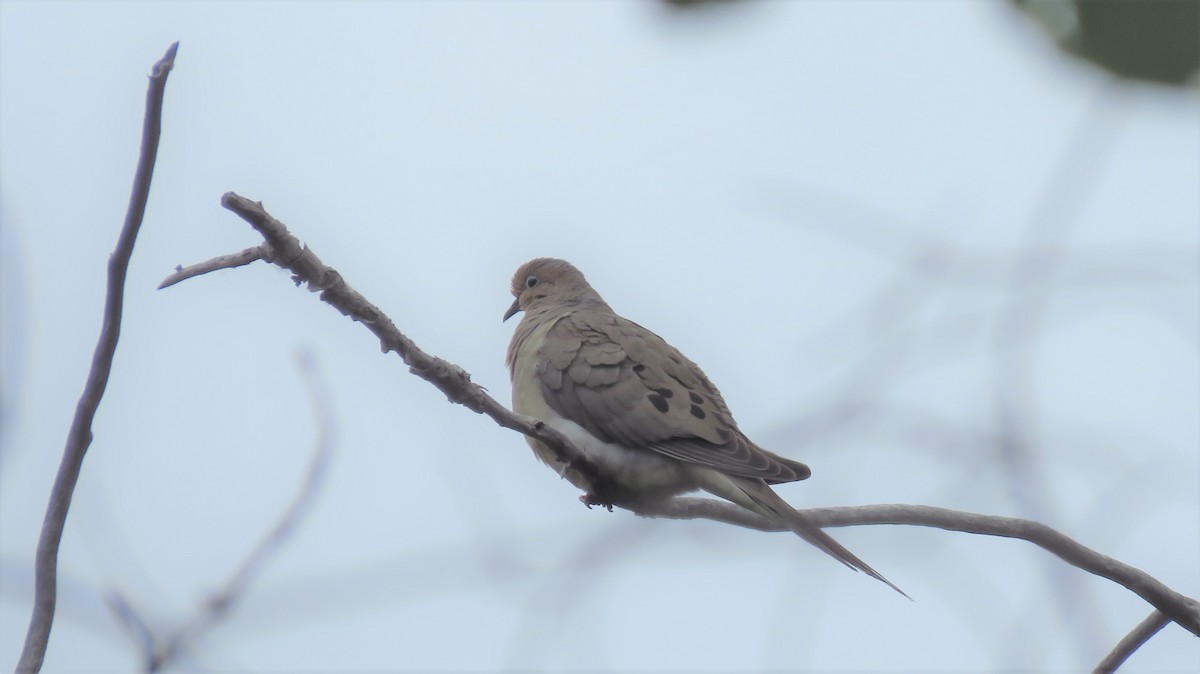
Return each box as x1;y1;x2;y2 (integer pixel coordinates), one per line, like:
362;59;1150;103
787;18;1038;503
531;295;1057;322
157;245;266;289
17;41;179;674
174;194;1199;645
638;498;1200;638
1093;610;1171;673
163;191;621;504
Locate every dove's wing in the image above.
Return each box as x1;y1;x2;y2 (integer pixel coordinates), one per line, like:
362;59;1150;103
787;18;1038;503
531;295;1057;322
534;310;810;485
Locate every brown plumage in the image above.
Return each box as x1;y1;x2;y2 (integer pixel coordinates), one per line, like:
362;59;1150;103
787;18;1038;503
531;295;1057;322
504;257;905;597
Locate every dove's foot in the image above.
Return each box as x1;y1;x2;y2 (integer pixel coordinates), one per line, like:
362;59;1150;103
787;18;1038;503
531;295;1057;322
580;493;614;511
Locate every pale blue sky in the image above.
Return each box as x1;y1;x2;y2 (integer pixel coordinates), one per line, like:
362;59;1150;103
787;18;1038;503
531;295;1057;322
2;1;1198;671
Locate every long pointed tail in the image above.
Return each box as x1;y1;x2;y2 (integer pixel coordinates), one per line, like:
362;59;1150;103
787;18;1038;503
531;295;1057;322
736;478;910;599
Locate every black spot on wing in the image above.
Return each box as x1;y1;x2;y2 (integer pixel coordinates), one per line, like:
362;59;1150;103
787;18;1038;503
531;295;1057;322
689;404;706;420
647;393;670;413
688;391;703;404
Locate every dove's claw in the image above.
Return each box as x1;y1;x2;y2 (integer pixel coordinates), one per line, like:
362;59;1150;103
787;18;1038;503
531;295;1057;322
580;493;614;511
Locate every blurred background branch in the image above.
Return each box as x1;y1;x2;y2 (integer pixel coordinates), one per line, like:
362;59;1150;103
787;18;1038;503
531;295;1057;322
107;351;336;672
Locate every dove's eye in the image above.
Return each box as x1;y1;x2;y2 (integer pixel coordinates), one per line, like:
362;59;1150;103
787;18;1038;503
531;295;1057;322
525;276;539;289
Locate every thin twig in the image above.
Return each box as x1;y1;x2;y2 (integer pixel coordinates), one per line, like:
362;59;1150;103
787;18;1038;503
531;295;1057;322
1093;610;1171;673
157;245;266;289
16;41;179;674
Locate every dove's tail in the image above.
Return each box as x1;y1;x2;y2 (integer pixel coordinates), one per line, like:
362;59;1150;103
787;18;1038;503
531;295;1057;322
734;478;911;599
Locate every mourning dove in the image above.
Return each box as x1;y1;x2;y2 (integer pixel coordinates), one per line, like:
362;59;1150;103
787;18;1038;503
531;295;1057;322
504;257;905;596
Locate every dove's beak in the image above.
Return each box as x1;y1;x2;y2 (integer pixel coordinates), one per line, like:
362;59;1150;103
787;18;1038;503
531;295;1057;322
503;298;522;322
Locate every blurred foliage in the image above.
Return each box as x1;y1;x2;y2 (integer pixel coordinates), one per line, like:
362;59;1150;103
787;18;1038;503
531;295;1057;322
663;0;1199;86
1015;0;1199;85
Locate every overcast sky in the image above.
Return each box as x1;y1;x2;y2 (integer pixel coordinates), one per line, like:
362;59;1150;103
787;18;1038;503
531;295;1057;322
2;1;1198;672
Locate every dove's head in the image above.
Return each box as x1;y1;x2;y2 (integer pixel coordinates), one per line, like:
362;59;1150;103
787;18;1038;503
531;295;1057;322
504;258;606;321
